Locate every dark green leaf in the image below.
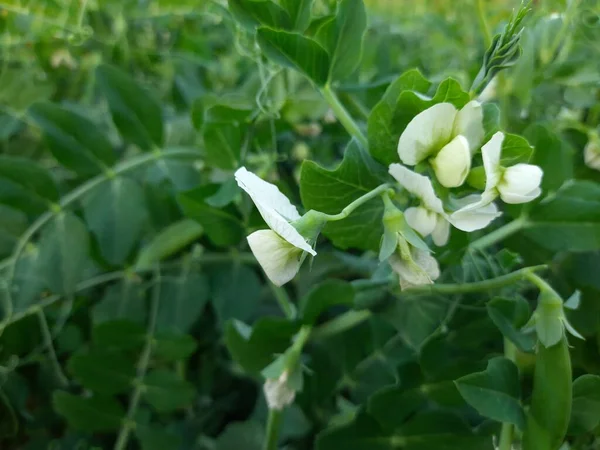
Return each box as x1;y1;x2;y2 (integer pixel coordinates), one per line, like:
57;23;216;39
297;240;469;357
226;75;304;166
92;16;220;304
211;264;262;324
0;156;59;203
487;297;534;352
257;28;330;86
455;357;525;429
135;219;203;271
143;369;195;412
525;123;573;192
154;332;197;361
53;392;124;432
202;122;242;170
501;133;534;165
92;320;146;351
155;272;209;333
216;421;264;450
83;178;147;265
228;0;291;31
525;181;600;252
12;245;47;314
96;64;164;151
569;374;600;434
28;102;116;175
300;140;388;250
137;426;182;450
68;349;135;395
300;279;355;325
0;390;17;438
92;280;147;325
280;0;312;31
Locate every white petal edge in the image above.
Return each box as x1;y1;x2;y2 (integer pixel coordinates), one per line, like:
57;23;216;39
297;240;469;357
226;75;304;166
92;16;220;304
499;187;542;204
449;200;502;232
254;203;316;255
499;164;543;198
235;167;301;222
397;103;457;165
453;100;484;152
405;206;437;237
247;230;303;286
431;217;450;246
389;164;444;214
482;132;504;192
431;135;472;188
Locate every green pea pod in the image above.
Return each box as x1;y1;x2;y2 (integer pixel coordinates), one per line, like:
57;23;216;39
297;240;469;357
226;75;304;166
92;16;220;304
522;335;572;450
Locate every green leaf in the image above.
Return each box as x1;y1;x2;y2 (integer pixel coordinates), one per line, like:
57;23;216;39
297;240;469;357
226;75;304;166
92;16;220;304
300;279;355;325
211;264;262;324
216;421;264;450
300;140;388;250
154;332;197;361
0;156;59;203
487;297;535;352
135;219;203;271
227;0;291;31
368;69;432;166
83;178;147;265
155;272;209;334
137;426;182;450
92;280;147;325
455;357;525;429
28;102;116;175
178;186;244;247
0;390;17;438
257;28;330;86
525;181;600;252
191;94;254;130
280;0;313;31
68;349;135;395
12;245;47;314
143;369;195;412
224;318;298;375
201;122;242;170
569;375;600;434
96;64;164;151
501;133;534;165
315;0;366;82
38;212;90;295
53;392;124;432
525;123;573;192
92;320;146;351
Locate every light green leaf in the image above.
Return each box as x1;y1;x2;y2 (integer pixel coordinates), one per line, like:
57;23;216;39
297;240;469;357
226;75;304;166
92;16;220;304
135;219;203;271
455;357;525;429
501;133;534;166
569;375;600;434
68;349;135;395
83;178;148;265
38;212;90;295
525;181;600;252
300;140;388;250
300;279;355;325
143;369;195;412
53;392;124;432
28;102;116;175
202;122;242;170
96;64;164;151
227;0;291;31
280;0;313;31
257;27;330;86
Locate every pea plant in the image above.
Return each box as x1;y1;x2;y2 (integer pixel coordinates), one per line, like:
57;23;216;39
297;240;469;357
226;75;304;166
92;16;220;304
0;0;599;449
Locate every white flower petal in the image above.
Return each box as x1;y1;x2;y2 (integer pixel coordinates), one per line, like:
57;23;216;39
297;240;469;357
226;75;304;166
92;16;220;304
397;103;457;165
584;139;600;171
498;164;543;204
482;132;504;192
453;101;484;152
431;217;450;246
431;135;472;188
235;167;301;222
247;230;303;286
389;249;439;290
449;198;501;232
388;164;444;214
405;206;437;237
263;371;295;410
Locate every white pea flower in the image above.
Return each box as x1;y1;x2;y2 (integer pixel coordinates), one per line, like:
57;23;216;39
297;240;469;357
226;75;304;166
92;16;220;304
235;167;316;286
398;101;484;188
448;194;502;232
263;370;295;411
584;132;600;172
389;246;440;291
389;163;450;246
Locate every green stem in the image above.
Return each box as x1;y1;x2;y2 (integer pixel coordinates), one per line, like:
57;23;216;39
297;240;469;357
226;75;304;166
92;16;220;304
269;284;296;319
318;184;391;222
37;310;69;388
320;84;368;148
475;0;492;48
312;265;547;339
498;338;517;450
263;408;283;450
113;270;161;450
469;217;527;251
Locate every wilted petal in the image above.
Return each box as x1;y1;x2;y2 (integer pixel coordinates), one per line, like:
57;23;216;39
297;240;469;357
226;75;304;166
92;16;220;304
263;371;295;410
431;217;450;246
235;167;301;222
389;164;444;214
449;194;502;232
498;164;543;204
453;101;484;152
397;103;457;165
389;249;440;290
431;135;471;188
247;230;303;286
405;206;437;237
481;132;504;192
